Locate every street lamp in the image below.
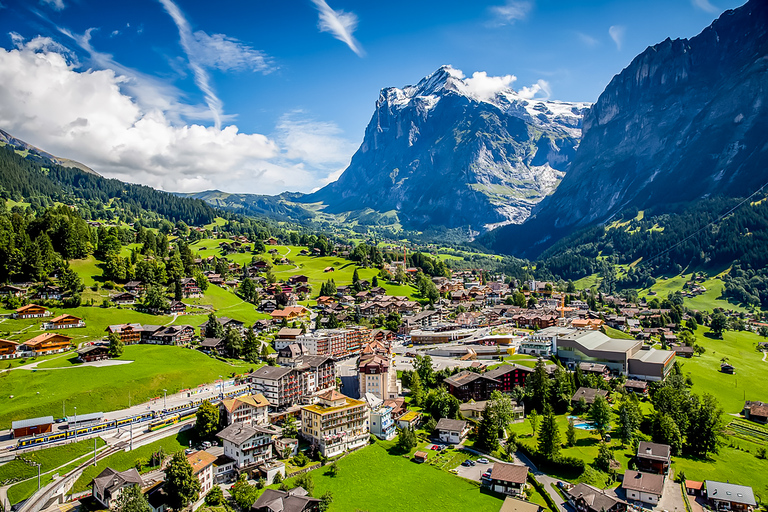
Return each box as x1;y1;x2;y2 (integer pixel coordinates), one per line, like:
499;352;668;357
73;407;77;441
218;375;223;397
163;389;167;411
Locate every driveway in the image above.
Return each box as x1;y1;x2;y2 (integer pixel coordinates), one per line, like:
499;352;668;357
654;472;686;512
454;460;493;482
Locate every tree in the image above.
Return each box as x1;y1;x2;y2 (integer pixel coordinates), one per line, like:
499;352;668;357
593;441;615;473
588;394;612;438
294;473;314;497
528;410;540;437
413;354;435;387
710;311;728;337
243;328;260;363
114;484;150;512
165;451;201;510
352;267;360;284
424;387;460;420
408;371;424;407
143;284;169;312
195;401;220;441
537;404;561;459
319;491;334;512
652;412;683;455
477;402;500;451
230;474;259;510
566;418;577;447
204;312;225;339
525;359;551;413
687;393;724;458
224;326;243;358
204;485;224;506
282;415;298;439
108;331;124;358
616;398;642;446
488;390;516;436
396;426;417;452
327;461;339;477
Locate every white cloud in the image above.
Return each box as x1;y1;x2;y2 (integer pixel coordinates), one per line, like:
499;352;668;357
489;0;532;26
518;79;551;100
276;112;357;169
575;31;599;47
691;0;718;13
310;0;365;57
40;0;65;10
463;71;517;101
609;25;625;50
0;37;346;195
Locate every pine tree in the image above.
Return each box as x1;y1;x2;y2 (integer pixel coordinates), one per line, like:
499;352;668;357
594;441;615;472
588;394;612;438
477;402;500;452
525;359;551;413
566;418;577;447
537;404;561;459
408;371;424;407
205;312;224;339
617;398;642;446
243;328;259;363
165;452;201;510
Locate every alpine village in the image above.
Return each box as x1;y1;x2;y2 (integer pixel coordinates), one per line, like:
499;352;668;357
0;1;767;512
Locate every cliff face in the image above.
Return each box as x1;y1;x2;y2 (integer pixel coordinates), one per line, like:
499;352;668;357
302;66;588;232
484;0;768;256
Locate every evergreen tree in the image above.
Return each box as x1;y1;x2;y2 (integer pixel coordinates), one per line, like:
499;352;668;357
652;412;683;455
165;451;201;510
525;359;551;413
566;418;577;447
395;426;417;452
593;441;615;473
204;312;225;339
243;329;260;363
617;398;642;446
224;326;243;358
537;404;561;459
588;394;612;438
108;331;124;358
408;371;424;407
372;275;378;287
477;402;500;451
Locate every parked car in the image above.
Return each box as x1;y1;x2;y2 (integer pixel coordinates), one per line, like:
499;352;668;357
477;458;489;464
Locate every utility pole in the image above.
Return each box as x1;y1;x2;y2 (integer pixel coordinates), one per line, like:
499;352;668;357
163;389;167;410
36;463;40;490
130;420;133;451
93;437;97;466
73;407;77;441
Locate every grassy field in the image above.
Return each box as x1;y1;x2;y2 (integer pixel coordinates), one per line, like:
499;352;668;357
680;327;767;413
0;438;106;484
673;445;768;499
277;441;504;512
72;430;193;493
0;345;256;425
640;272;748;313
602;326;635;340
572;274;600;291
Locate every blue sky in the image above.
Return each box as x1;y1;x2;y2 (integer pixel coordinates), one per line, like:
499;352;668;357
0;0;745;195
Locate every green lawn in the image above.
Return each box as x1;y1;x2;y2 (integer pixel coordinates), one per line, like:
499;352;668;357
680;327;768;413
7;460;82;505
640;273;748;313
573;274;600;291
0;345;256;426
72;430;193;494
0;438;106;484
673;445;768;499
277;441;504;512
602;326;635;340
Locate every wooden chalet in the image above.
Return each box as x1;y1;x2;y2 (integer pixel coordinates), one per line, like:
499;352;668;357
77;344;110;363
0;339;19;359
42;314;85;330
13;304;51;319
21;332;72;355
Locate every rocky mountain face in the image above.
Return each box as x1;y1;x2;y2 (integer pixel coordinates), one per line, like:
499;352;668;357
484;0;768;257
302;66;589;232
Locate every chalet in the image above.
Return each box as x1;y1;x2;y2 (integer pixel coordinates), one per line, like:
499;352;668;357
106;323;143;345
270;306;310;322
36;284;63;300
111;292;138;305
435;418;469;444
200;338;226;356
259;300;277;312
567;483;627;512
199;317;245;337
0;339;19;359
673;346;694;358
168;300;187;314
92;468;144;509
77;344;110;363
623;379;648;395
444;371;499;402
413;451;429;463
636;441;671;474
579;362;610;376
485;364;534;393
265;237;279;245
219;393;270;427
180;278;202;298
0;285;26;297
289;275;309;284
704;481;756;512
742;401;768;424
21;333;72;355
42;314;85;330
252;488;320;512
13;304;50;319
148;325;195;345
124;281;144;294
571;387;609;406
486;463;528;497
622;470;664;506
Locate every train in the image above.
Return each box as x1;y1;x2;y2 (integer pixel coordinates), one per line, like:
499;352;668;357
15;385;249;449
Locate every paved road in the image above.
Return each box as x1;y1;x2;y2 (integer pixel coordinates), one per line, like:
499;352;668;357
454;460;493;481
654;471;686;512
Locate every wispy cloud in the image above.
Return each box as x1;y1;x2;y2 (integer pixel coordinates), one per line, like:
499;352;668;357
518;79;551;100
489;0;533;26
276;111;357;169
40;0;65;10
575;31;599;47
157;0;274;129
310;0;364;57
691;0;718;13
609;25;625;50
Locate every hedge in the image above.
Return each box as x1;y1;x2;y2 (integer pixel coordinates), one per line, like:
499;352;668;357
518;443;586;477
528;473;559;512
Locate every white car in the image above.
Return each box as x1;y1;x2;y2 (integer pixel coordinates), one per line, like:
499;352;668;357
477;458;489;464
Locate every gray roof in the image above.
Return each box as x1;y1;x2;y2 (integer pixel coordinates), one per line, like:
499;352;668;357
12;416;54;430
217;423;272;445
629;348;675;364
705;481;756;506
92;467;143;498
622;470;664;495
200;338;224;348
485;364;532;380
571;387;608;404
250;366;294;380
252;487;321;512
559;330;641;353
568;483;625;512
68;412;104;424
637;441;671;462
435;418;467;432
